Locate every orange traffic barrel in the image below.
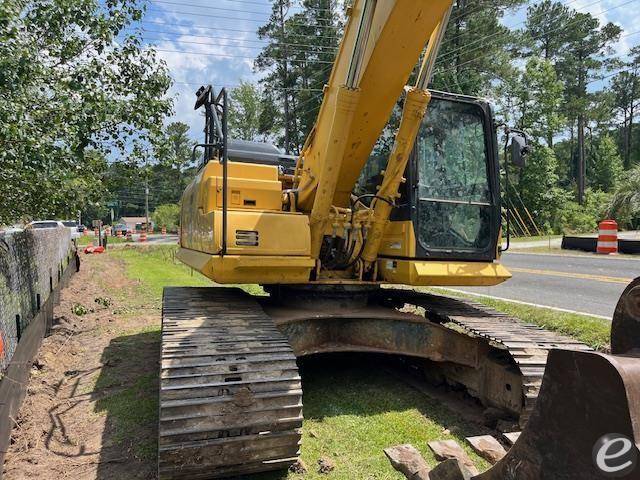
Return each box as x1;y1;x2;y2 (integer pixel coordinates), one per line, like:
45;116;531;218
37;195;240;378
139;230;147;242
597;220;618;254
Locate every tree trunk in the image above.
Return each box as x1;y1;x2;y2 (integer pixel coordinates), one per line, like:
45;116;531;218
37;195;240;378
577;114;586;204
278;2;291;155
627;81;635;169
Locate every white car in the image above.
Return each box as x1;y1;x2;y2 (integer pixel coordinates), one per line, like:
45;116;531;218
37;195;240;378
26;220;80;239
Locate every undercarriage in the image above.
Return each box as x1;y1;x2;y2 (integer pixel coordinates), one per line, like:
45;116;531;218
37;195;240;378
158;285;592;479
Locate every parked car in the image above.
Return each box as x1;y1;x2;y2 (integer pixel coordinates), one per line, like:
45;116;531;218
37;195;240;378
26;220;80;239
112;224;128;236
60;220;81;239
26;220;64;229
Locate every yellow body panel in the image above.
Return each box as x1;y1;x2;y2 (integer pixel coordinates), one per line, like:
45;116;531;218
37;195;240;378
378;259;512;287
177;248;315;284
214;210;311;257
378;220;416;258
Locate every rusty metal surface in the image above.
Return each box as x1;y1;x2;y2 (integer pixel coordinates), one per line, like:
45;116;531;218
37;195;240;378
159;287;302;480
264;297;523;417
386;290;591;426
612;277;640;355
475;348;640;480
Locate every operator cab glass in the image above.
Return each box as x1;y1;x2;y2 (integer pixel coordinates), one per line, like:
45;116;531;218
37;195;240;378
415;99;493;254
356;93;501;262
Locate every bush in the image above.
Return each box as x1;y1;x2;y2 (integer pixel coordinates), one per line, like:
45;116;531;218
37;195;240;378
554;189;612;234
607;165;640;230
152;204;180;232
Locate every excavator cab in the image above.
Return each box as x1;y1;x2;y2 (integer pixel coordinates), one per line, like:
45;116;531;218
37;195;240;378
358;91;502;264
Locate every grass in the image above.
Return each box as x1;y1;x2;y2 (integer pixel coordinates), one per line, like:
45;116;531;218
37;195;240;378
430;287;611;351
77;235;126;246
258;356;490;479
109;245;264;301
510;234;563;243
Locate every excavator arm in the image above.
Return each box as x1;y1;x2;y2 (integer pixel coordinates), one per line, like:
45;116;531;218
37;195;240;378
291;0;455;261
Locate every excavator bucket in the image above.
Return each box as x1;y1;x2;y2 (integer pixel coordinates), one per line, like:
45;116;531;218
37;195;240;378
476;278;640;480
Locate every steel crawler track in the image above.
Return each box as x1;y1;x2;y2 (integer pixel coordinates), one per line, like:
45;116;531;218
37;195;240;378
159;287;303;480
393;290;592;426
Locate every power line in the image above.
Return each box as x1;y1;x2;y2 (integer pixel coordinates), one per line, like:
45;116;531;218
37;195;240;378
139;27;338;50
434;0;636;76
145;6;340;30
172;81;325;92
140;34;338;55
148;0;340;21
436;0;587;65
154;48;335;64
141;19;341;41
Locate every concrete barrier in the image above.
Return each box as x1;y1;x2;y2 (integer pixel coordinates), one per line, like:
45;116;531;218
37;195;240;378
0;227;78;476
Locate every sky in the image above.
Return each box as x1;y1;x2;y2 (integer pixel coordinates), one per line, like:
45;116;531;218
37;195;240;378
138;0;640;144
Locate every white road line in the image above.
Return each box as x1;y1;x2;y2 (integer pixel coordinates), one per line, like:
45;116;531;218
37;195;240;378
506;251;640;262
433;287;612;321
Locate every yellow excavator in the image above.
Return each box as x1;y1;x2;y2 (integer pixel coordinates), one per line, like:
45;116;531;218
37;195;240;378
158;1;640;479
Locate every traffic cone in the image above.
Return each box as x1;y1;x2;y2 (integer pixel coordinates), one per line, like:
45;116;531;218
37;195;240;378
597;220;618;255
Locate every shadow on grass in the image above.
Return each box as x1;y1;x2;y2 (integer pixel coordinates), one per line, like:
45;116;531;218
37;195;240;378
92;329;160;480
89;334;485;480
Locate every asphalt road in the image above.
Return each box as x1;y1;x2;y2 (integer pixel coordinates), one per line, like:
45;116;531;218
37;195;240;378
454;252;640;319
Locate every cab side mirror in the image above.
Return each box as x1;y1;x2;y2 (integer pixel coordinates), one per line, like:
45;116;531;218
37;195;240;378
510;134;528;168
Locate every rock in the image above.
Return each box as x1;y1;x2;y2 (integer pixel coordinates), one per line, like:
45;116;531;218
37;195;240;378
289;459;307;474
384;444;431;480
502;431;521;446
427;440;479;475
318;457;335;474
429;458;474;480
465;435;507;464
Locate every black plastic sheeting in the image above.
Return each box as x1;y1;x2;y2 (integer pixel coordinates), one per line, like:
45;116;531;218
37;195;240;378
561;236;640;254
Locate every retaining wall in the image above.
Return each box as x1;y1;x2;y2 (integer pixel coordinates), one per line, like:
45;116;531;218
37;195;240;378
0;228;74;372
0;228;77;478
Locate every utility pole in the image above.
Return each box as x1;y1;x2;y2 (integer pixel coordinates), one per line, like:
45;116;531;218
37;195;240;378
145;179;150;233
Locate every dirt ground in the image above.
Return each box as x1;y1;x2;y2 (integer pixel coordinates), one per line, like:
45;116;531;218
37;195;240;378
3;254;160;480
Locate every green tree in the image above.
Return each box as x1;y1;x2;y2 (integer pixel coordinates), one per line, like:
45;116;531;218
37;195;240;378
152;203;180;232
607;165;640;229
555;12;621;203
513;58;565;147
588;135;623;192
611;46;640;169
229;81;262;141
517;145;563;231
0;0;173;224
431;0;526;96
255;0;341;153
